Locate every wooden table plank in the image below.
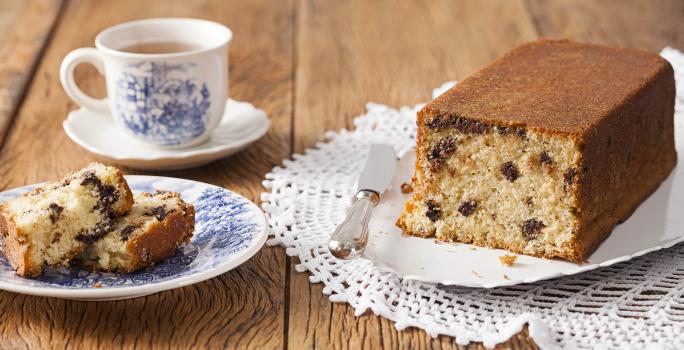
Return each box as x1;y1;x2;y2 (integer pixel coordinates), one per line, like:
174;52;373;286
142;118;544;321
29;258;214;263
290;1;540;349
0;0;293;349
525;0;684;52
0;0;63;147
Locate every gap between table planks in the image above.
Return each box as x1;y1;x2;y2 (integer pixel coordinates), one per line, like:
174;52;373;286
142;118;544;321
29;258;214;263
0;0;63;151
0;0;683;349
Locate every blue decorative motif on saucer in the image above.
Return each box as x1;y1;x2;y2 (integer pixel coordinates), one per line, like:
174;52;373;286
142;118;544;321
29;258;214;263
114;62;210;146
0;176;264;289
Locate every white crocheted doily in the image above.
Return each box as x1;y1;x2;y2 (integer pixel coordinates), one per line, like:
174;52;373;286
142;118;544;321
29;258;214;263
262;48;684;350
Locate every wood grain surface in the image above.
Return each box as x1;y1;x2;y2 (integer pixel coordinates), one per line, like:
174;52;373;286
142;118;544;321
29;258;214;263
0;0;62;147
0;0;682;349
525;0;684;51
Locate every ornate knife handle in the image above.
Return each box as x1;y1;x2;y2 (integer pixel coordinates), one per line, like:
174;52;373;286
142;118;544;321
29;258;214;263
328;189;380;259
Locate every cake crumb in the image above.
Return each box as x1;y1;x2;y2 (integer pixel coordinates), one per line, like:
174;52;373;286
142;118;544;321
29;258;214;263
400;183;413;194
93;282;103;288
503;274;510;280
469;247;477;251
471;270;481;278
499;254;517;267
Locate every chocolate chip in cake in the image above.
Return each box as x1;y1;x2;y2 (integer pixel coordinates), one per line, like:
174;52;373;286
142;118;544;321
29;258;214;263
120;224;140;241
458;200;477;217
500;161;520;182
80;171;101;187
564;168;578;187
98;185;118;209
75;233;100;244
496;126;526;139
149;206;175;221
426;136;457;172
76;214;117;243
427;146;442;163
539;151;553;165
151;206;168;221
69;257;84;268
81;171;120;211
521;219;546;240
95;216;116;234
425;200;441;222
515;128;527;139
450;115;489;134
48;203;64;224
439;136;456;154
426;113;448;129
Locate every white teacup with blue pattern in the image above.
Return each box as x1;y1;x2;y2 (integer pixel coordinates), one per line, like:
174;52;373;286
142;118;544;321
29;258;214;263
60;18;232;148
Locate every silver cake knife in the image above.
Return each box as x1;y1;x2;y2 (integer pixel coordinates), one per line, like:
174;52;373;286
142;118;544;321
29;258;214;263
328;144;397;259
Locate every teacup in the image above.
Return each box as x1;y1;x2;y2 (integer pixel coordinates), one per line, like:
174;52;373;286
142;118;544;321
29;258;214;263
60;18;232;148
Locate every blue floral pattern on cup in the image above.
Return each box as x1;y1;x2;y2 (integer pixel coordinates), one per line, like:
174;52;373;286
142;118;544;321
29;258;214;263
0;176;264;289
114;62;211;146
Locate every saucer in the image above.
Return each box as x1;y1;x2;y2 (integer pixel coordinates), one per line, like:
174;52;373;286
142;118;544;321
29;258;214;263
63;99;270;170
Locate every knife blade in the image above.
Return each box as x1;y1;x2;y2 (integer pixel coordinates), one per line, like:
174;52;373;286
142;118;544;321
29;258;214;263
356;144;397;193
328;144;397;259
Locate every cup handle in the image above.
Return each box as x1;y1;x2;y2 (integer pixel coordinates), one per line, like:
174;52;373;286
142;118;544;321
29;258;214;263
59;48;109;112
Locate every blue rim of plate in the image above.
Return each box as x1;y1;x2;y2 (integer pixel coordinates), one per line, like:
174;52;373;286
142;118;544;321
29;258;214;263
0;175;268;299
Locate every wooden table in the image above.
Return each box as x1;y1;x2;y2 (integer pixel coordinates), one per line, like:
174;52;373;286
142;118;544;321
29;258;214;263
0;0;682;348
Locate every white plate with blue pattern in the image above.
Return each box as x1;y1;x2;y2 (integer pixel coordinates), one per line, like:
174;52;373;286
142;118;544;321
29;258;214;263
0;176;268;301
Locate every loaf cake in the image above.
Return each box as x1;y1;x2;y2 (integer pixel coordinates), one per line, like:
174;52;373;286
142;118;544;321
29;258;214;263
0;163;134;277
397;39;676;262
78;190;195;273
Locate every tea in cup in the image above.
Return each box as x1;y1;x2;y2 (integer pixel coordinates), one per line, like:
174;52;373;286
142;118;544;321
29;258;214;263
60;18;232;148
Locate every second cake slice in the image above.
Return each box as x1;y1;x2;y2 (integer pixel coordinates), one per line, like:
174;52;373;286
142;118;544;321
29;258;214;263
79;190;195;273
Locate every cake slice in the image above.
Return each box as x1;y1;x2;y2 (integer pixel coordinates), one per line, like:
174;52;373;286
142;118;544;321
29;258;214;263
79;190;195;273
0;163;134;277
397;39;676;262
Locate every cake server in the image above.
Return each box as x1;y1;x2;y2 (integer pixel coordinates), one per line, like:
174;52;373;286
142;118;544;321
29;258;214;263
328;144;397;259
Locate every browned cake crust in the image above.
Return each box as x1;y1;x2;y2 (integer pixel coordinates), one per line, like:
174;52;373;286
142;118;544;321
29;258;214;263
423;39;674;134
78;190;196;273
123;199;195;273
111;168;135;216
398;39;676;262
0;210;33;276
